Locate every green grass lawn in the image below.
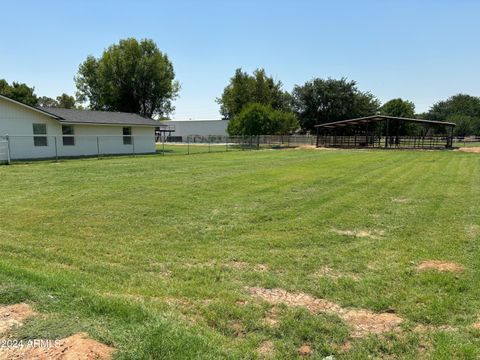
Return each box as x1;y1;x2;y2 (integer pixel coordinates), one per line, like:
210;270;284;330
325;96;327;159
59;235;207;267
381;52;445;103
1;149;480;359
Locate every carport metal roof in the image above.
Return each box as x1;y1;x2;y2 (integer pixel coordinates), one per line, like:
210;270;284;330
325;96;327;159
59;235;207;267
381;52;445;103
315;115;456;129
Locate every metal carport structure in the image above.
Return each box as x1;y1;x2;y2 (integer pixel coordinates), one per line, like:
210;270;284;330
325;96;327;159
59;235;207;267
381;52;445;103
315;115;456;149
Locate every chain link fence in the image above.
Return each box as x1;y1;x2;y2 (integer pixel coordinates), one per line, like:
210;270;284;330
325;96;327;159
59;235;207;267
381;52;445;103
0;135;316;164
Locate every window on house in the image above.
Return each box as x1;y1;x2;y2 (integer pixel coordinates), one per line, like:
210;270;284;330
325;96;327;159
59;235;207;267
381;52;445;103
32;123;48;147
123;127;132;145
62;125;75;146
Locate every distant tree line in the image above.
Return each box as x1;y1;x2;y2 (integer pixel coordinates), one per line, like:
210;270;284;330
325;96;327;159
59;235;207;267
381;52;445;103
218;68;480;136
0;79;78;109
2;37;480;135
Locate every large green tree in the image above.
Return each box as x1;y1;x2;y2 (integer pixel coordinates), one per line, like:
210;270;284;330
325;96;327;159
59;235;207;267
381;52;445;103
379;98;415;118
75;38;179;118
292;78;379;131
426;94;480;135
56;93;76;109
217;68;291;119
0;79;38;106
227;103;298;136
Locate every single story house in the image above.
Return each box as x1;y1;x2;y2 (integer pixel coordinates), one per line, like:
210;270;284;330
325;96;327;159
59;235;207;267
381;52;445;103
0;94;160;161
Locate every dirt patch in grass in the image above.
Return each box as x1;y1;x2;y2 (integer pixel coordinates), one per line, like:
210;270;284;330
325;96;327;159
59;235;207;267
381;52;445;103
458;147;480;153
416;260;464;273
0;304;114;359
257;340;275;358
248;287;403;338
333;228;384;239
0;303;36;337
298;343;312;356
0;332;114;360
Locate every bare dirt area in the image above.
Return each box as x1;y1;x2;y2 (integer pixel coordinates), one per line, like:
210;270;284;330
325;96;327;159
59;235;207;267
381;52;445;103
248;287;403;338
0;333;114;360
0;304;36;337
0;304;114;360
416;260;464;273
458;147;480;153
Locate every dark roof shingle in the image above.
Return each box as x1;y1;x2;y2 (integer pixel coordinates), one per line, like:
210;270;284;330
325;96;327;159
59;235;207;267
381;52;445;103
38;107;159;126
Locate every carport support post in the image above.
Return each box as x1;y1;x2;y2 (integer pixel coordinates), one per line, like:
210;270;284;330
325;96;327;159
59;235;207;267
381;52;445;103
385;119;390;148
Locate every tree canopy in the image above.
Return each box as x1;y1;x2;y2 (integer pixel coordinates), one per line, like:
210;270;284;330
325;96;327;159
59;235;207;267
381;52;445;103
292;78;379;131
227;103;298;136
379;98;415;118
75;38;179;118
426;94;480;135
0;79;38;106
217;68;291;119
38;93;77;109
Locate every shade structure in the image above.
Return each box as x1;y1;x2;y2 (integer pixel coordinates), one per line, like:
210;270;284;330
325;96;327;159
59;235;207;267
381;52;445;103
315;115;456;149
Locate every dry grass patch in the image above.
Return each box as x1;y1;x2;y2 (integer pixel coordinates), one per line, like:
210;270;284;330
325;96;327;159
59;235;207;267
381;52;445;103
262;307;280;327
314;266;360;281
392;197;411;203
416;260;464;273
414;324;458;333
257;340;275;358
248;287;403;338
333;228;384;239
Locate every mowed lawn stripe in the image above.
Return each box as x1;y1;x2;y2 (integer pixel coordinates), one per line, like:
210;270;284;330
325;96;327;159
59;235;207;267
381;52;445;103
1;149;480;358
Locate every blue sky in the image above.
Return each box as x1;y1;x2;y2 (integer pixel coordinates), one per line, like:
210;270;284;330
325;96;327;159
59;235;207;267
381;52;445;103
1;0;479;119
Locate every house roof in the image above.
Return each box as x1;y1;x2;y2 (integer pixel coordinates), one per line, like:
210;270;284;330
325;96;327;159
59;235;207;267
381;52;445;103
39;107;160;127
315;115;456;128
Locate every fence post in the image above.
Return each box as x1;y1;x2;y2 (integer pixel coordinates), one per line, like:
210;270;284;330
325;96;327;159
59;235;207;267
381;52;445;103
162;136;165;156
187;137;190;155
97;136;100;158
208;137;211;153
132;135;136;157
226;136;229;152
54;136;58;162
6;135;11;165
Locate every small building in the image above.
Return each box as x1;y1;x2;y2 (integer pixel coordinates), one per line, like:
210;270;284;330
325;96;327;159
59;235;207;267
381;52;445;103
158;119;229;141
0;95;160;161
315;115;456;149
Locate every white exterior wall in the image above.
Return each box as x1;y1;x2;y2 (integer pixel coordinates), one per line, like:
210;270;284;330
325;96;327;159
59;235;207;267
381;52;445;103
161;120;229;138
0;97;155;160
